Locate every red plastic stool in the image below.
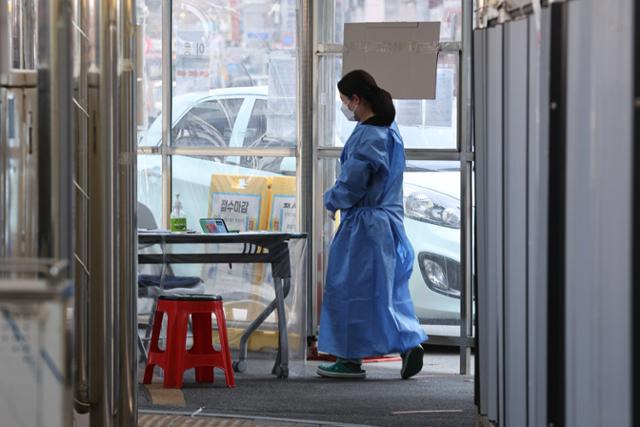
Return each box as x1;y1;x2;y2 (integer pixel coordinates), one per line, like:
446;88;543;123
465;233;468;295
143;294;235;388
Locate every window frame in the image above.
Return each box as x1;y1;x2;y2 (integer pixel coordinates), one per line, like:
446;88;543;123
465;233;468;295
138;0;473;375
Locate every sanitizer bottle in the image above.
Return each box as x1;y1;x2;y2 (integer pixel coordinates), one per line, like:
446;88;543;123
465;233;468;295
170;194;187;232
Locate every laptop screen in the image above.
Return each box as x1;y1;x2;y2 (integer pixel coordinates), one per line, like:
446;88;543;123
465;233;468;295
199;218;229;234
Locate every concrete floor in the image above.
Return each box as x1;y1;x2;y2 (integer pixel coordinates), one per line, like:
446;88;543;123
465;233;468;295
136;348;476;427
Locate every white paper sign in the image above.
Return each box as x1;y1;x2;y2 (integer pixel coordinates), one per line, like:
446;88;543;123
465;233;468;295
343;22;440;100
210;193;261;231
270;195;297;232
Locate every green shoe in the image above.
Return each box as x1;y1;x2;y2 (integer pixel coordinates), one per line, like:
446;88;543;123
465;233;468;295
317;362;366;379
401;345;424;379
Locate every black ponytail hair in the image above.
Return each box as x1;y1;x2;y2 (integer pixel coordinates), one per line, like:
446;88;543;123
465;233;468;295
338;69;395;126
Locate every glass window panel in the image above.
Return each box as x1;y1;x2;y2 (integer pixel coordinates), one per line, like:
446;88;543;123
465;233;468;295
314;158;341;326
171;155;297;234
323;0;462;44
316;55;340;148
319;54;458;149
317;158;461;323
243;99;267;147
404;160;461;323
171;98;243;148
172;0;298;147
137;154;163;228
136;0;164;144
241;97;295;149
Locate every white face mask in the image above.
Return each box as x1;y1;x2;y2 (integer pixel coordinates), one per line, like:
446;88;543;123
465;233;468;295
341;102;357;121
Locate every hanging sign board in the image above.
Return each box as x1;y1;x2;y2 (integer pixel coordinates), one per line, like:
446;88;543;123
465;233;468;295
342;22;440;100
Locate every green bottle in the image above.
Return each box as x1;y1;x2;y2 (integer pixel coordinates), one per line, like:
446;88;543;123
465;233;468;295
170;193;187;232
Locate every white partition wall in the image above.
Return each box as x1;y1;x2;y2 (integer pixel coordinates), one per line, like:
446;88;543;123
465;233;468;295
503;18;528;427
474;1;635;425
485;25;504;423
527;8;550;427
564;0;633;425
473;27;489;416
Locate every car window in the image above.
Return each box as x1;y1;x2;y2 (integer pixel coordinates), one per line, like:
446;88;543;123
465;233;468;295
172;98;243;147
237;98;295;173
243;99;267;148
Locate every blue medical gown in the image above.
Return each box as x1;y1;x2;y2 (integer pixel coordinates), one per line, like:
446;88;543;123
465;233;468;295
318;122;427;359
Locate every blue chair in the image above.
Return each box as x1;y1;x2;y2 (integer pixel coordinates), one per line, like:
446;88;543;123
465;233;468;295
138;274;204;298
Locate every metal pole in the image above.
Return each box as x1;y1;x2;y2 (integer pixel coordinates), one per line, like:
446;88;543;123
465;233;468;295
161;0;172;228
88;0;118;423
117;0;138;422
44;0;75;424
22;0;37;69
296;0;314;342
0;1;10;256
459;0;474;375
85;0;138;423
17;0;38;69
17;0;24;68
50;0;75;267
0;0;10;79
136;22;145;129
35;0;74;267
309;0;336;343
105;0;118;420
73;0;91;413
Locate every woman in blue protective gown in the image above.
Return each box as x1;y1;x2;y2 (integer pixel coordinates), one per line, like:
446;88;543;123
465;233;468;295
317;70;427;380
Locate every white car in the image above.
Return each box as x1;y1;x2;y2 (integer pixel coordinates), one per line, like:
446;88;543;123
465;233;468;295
403;161;461;321
138;86;461;322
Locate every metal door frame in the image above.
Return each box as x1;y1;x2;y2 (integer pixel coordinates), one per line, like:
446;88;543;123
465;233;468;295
310;0;474;374
148;0;475;375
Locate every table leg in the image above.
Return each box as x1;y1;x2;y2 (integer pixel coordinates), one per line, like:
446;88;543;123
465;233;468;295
234;299;277;373
234;276;292;376
272;277;289;379
272;277;292;373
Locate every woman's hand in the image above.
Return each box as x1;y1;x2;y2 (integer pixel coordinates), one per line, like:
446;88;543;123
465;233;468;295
328;210;336;221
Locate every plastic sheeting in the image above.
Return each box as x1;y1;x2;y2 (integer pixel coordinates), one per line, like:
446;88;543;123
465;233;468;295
0;284;71;427
0;84;39;259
